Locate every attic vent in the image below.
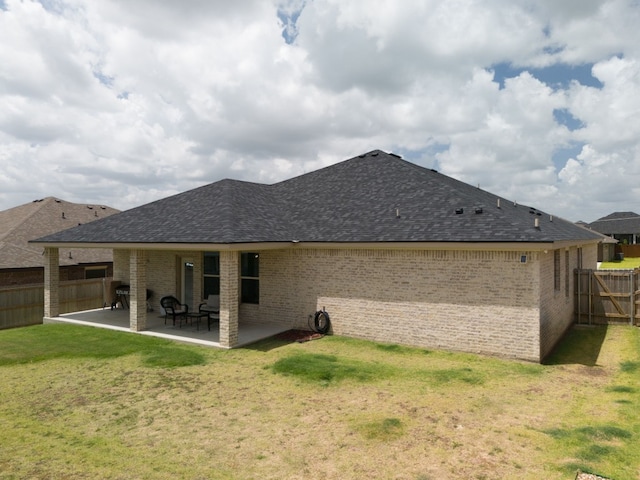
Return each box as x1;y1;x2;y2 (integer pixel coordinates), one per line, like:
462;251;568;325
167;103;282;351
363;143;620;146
389;152;402;158
100;206;106;210
430;169;438;173
475;207;483;214
358;154;366;158
371;152;379;157
455;208;464;215
55;199;61;203
87;205;93;209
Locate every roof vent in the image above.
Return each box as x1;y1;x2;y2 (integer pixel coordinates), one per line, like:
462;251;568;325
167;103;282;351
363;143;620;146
62;212;65;219
371;152;379;157
497;198;501;208
87;205;93;209
535;218;540;229
430;169;438;173
475;207;483;214
389;152;401;158
455;208;464;215
358;154;366;158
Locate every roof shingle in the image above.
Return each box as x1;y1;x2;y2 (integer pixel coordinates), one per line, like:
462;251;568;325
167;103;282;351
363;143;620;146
32;151;603;246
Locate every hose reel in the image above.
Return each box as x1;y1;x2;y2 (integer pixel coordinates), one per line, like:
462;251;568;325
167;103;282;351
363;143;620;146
310;308;331;334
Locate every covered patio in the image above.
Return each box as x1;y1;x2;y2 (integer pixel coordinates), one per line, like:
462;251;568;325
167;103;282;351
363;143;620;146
44;307;288;348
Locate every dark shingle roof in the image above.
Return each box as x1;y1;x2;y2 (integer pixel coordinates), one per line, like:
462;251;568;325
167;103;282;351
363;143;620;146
589;212;640;235
32;150;603;245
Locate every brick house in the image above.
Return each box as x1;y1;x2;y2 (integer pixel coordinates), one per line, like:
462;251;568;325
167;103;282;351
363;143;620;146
0;197;119;286
588;212;640;245
32;150;602;362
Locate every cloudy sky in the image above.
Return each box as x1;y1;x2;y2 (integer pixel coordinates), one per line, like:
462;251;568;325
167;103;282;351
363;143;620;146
1;0;639;222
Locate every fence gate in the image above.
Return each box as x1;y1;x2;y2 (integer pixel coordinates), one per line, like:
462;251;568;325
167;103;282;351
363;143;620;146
575;269;640;325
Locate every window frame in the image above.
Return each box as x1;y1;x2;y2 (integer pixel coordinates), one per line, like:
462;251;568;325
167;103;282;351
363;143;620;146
240;252;259;304
203;252;220;299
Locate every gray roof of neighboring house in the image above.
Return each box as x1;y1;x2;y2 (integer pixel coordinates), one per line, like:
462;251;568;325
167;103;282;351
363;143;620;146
32;150;603;246
1;197;119;269
589;212;640;235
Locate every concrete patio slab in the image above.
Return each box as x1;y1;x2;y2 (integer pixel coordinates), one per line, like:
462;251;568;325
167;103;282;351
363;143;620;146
44;307;289;348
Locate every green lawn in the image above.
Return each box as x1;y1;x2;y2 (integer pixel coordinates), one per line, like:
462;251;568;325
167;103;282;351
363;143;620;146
599;256;640;269
0;323;639;479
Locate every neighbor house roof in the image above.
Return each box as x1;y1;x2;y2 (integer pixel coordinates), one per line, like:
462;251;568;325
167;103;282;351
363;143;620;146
32;150;603;247
588;212;640;236
0;197;119;269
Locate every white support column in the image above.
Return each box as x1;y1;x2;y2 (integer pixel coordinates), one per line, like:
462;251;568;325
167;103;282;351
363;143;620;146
130;249;147;331
219;250;239;348
43;247;59;318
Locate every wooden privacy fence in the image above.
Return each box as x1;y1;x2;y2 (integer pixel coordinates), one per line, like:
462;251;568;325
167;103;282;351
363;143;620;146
575;269;640;325
0;278;109;330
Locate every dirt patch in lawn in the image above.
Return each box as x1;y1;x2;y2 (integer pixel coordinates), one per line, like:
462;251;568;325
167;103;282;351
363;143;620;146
274;329;325;343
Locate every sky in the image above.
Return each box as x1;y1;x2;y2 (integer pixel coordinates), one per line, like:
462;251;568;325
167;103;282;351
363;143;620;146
1;0;640;223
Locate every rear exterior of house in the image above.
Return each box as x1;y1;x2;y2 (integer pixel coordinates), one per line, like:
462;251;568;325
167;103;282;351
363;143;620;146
33;150;602;362
107;243;595;362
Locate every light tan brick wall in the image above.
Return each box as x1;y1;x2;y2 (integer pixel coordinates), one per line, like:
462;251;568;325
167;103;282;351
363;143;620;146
43;247;60;318
256;248;542;361
130;249;146;331
539;243;598;359
113;249;129;283
219;250;239;347
113;249;203;314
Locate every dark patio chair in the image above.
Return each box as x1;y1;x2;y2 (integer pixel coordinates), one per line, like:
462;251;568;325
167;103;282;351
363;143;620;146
199;294;220;331
160;295;189;326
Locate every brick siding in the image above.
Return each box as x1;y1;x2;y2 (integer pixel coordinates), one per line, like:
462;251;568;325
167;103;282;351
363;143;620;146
118;243;597;362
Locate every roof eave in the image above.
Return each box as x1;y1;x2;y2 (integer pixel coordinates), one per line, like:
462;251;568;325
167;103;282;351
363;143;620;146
29;239;600;252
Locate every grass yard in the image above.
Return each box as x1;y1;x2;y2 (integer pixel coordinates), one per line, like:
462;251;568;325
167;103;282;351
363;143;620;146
599;257;640;269
0;324;639;480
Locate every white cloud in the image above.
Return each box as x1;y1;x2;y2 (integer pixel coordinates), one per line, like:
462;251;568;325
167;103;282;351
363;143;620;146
1;0;640;222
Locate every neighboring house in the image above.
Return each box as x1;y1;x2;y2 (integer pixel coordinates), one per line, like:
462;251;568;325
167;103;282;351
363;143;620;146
575;220;617;262
588;212;640;245
0;197;119;286
32;150;602;362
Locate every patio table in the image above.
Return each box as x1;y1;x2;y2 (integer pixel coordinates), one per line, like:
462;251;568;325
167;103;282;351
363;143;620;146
184;311;209;331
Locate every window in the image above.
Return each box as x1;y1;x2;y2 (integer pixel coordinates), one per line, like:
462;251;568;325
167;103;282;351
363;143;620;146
241;252;259;304
565;250;570;297
554;250;561;291
576;247;583;270
203;252;220;298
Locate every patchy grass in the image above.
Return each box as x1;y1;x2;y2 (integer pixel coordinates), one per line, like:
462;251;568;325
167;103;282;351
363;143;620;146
0;323;638;479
